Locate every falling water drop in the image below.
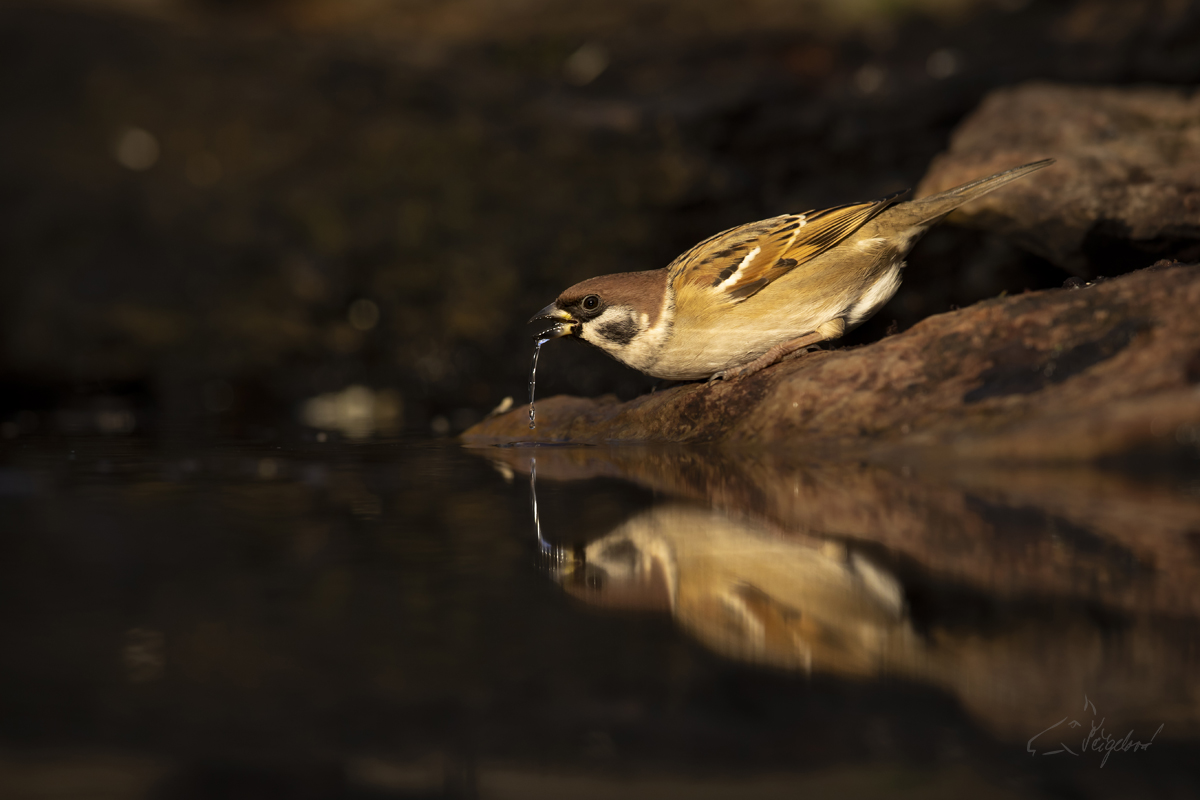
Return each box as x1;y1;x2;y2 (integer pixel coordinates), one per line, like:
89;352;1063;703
528;330;555;429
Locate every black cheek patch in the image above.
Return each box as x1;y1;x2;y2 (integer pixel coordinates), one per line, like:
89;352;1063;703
596;317;638;346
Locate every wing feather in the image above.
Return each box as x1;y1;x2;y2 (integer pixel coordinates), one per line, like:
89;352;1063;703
668;191;907;304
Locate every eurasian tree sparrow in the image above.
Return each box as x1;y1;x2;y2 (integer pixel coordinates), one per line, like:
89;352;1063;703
531;159;1053;381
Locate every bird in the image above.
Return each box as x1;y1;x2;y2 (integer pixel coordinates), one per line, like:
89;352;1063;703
530;159;1053;382
553;504;915;676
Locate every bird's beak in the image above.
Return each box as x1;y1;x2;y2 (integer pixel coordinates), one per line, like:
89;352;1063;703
529;303;578;338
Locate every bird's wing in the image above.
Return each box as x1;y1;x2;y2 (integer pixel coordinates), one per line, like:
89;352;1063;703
668;193;905;304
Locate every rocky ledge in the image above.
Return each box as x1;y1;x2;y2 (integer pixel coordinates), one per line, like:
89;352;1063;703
463;261;1200;463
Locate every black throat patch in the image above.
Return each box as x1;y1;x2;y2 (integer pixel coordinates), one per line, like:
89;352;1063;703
596;316;638;346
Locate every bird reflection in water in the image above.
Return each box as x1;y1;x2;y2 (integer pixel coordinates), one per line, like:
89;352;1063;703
510;449;1200;742
530;457;922;678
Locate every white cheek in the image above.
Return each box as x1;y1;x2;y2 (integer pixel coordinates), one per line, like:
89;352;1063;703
577;292;674;375
579;308;625;346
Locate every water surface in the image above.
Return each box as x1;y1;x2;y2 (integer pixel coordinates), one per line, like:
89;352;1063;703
2;435;1198;799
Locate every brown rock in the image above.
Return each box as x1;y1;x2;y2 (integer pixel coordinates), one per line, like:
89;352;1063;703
464;262;1200;462
919;82;1200;275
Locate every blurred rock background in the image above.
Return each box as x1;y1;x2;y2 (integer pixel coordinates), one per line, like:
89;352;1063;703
2;0;1199;437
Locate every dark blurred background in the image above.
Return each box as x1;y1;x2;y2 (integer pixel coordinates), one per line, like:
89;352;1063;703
2;0;1199;438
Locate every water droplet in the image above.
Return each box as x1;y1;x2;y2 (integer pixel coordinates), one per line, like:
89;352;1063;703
528;331;556;429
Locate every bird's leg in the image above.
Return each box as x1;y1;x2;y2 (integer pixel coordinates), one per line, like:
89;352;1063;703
708;332;823;382
709;319;844;383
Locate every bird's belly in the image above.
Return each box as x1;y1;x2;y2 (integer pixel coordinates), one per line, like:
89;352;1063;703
650;305;839;380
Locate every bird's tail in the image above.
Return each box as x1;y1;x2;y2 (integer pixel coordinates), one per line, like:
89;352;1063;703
898;158;1054;227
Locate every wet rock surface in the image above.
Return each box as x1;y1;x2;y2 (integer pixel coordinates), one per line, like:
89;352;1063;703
464;261;1200;462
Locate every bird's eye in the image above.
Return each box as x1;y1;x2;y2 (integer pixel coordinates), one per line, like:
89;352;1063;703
582;295;600;311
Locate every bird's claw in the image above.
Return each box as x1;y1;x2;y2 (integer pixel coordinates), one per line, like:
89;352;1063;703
707;366;746;384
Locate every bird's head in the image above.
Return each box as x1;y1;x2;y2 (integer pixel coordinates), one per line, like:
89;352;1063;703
529;270;669;364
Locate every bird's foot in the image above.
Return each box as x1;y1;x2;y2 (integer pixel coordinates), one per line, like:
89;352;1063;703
781;344;821;363
706;359;771;384
707;335;825;385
